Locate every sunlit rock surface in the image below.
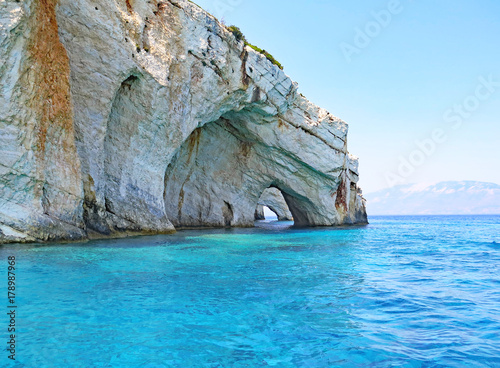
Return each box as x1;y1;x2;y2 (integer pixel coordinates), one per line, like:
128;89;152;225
0;0;367;243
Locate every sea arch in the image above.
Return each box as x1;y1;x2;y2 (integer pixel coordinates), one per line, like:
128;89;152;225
163;111;337;228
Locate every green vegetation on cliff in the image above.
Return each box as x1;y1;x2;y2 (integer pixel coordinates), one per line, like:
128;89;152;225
187;2;284;70
227;25;283;70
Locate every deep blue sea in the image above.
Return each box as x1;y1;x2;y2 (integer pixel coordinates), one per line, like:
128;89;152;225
1;215;499;368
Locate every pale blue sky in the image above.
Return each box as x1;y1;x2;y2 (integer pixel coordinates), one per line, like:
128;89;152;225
194;0;500;193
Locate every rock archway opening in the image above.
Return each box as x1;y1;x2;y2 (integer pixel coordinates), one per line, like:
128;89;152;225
254;187;294;224
263;206;278;220
254;205;278;221
162;112;328;229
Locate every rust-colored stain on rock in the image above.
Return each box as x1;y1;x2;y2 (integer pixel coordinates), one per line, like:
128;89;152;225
239;141;253;158
125;0;133;14
277;118;287;130
26;0;74;161
335;177;348;212
186;127;201;162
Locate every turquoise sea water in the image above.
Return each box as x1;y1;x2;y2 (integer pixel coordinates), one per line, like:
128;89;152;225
1;215;499;368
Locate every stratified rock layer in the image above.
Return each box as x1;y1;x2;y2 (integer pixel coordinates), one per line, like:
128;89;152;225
0;0;367;243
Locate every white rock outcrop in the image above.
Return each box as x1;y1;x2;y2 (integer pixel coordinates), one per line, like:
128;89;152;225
0;0;367;243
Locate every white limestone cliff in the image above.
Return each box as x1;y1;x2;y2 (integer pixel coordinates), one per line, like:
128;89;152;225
0;0;367;243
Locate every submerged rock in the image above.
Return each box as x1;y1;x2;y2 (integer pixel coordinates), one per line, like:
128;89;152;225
0;0;367;243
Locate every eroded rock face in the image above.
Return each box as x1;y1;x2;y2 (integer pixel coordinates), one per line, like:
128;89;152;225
0;0;85;242
0;0;367;243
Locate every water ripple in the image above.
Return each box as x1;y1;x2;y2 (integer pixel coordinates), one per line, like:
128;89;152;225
1;215;499;367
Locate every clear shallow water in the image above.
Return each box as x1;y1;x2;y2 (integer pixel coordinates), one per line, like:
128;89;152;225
1;215;499;368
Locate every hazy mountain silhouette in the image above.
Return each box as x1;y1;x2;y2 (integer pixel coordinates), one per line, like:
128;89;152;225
365;181;500;215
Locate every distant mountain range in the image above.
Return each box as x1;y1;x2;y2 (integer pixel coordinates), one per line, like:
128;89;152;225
365;181;500;215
